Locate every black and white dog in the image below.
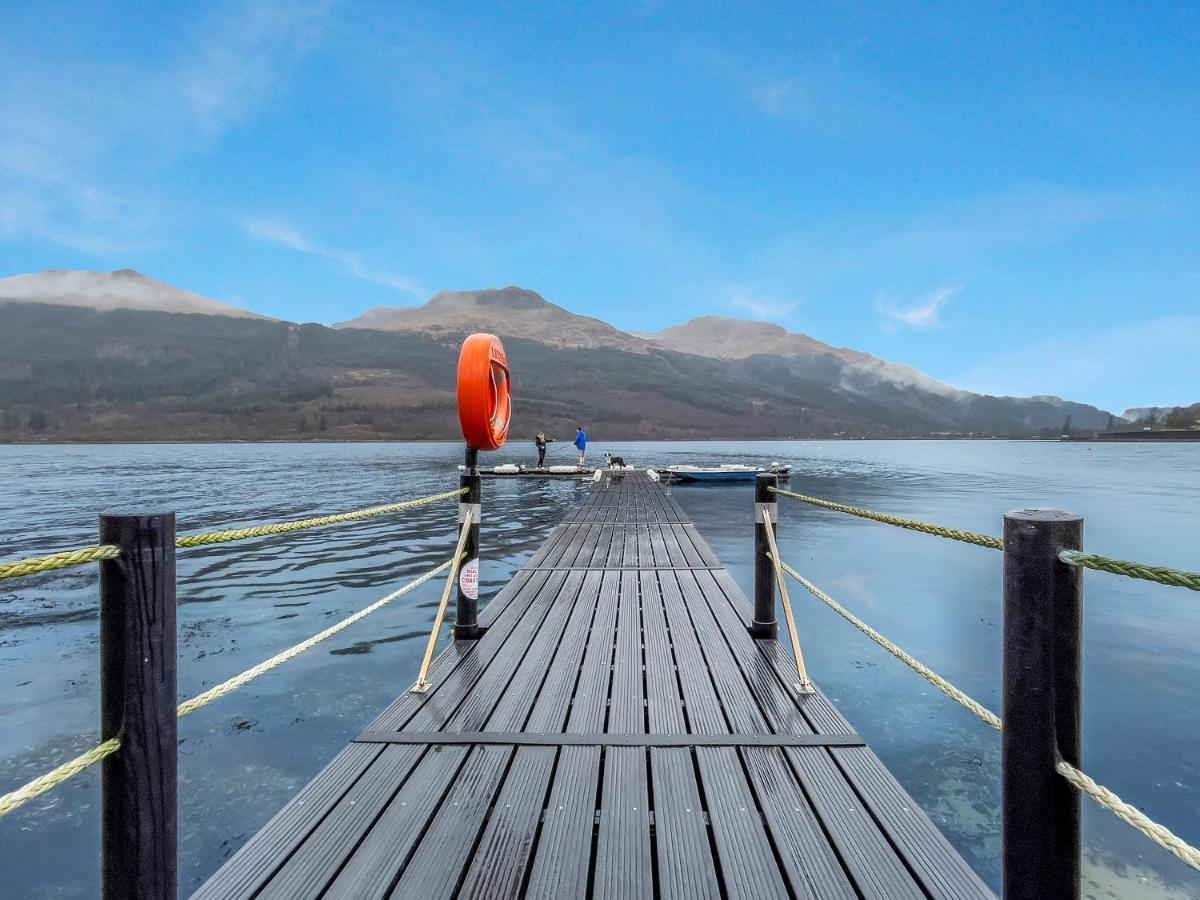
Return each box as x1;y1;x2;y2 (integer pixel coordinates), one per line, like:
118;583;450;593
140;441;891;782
603;452;627;468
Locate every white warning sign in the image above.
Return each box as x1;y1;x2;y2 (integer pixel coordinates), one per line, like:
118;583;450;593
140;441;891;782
459;558;479;600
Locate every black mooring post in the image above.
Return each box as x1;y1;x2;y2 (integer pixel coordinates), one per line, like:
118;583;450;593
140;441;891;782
1002;508;1083;900
750;473;779;639
455;447;484;640
99;513;177;900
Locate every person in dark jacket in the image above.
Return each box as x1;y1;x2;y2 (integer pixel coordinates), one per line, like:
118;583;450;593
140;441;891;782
573;426;588;465
534;432;554;468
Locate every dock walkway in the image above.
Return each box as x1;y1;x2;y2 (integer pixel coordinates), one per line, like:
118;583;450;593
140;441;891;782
195;470;992;899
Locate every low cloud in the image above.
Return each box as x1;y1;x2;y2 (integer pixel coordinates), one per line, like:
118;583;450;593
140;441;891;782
728;286;798;321
243;218;422;295
949;314;1200;410
875;286;956;329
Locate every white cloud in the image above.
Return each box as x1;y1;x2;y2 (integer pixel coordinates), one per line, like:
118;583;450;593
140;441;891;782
727;286;798;321
949;315;1200;410
174;1;335;139
875;286;956;329
243;218;422;295
750;79;812;118
749;184;1144;291
0;1;335;254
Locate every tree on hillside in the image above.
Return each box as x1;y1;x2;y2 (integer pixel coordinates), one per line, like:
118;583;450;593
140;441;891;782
1165;407;1196;429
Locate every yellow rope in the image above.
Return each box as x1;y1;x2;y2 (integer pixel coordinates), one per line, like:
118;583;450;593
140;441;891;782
411;517;474;692
1056;761;1200;873
777;560;1002;730
760;515;814;694
1060;550;1200;592
0;737;121;818
0;545;120;582
175;488;467;548
770;487;1004;551
1;557;455;816
0;489;465;584
778;557;1199;873
177;557;455;717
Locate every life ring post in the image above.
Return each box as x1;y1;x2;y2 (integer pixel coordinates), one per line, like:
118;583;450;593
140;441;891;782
453;333;509;640
454;461;484;641
457;333;511;452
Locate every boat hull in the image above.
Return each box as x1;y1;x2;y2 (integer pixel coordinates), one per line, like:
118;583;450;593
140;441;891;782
670;470;760;482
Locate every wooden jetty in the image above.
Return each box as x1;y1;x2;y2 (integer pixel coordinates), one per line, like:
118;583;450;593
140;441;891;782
195;470;992;899
475;465;597;479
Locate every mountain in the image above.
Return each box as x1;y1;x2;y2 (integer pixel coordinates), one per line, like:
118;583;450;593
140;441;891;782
335;287;649;352
640;316;1118;434
644;316;845;362
0;271;1119;442
645;316;967;398
0;269;265;319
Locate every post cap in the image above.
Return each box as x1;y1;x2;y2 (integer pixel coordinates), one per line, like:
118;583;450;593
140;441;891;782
1004;508;1082;523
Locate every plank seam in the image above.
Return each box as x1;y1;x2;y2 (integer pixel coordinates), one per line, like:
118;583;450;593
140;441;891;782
351;733;868;748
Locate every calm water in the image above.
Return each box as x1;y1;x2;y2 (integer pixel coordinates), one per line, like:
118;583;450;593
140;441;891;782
1;440;1197;898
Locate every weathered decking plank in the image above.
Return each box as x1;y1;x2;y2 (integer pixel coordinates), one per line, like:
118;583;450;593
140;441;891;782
314;745;463;899
522;746;601;899
194;470;992;900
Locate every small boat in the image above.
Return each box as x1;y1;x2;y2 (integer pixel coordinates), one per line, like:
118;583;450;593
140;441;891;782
664;462;792;483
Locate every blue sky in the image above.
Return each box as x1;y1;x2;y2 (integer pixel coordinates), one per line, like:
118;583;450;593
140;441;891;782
1;1;1197;412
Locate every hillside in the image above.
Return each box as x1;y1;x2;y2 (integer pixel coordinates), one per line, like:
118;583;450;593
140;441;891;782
0;298;1116;443
1121;403;1200;430
645;316;846;362
335;287;648;352
0;303;866;441
0;269;266;319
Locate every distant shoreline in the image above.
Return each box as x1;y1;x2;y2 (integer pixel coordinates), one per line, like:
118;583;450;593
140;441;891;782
1065;431;1200;443
0;436;1173;447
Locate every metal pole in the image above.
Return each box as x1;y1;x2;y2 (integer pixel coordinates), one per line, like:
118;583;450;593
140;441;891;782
100;513;177;900
750;473;778;638
455;446;484;640
1002;508;1082;900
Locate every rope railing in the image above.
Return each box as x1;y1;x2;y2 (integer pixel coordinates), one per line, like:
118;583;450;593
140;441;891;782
0;556;455;818
175;488;468;549
776;560;1001;729
1059;549;1200;592
177;556;455;717
772;486;1200;592
769;486;1004;550
1056;760;1200;872
0;487;467;584
0;737;121;818
775;556;1200;875
0;545;120;582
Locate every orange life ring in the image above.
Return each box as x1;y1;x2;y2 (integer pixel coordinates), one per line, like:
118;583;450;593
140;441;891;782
457;333;511;450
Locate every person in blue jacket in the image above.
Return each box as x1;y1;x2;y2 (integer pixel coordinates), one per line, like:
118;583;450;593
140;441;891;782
573;426;588;465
